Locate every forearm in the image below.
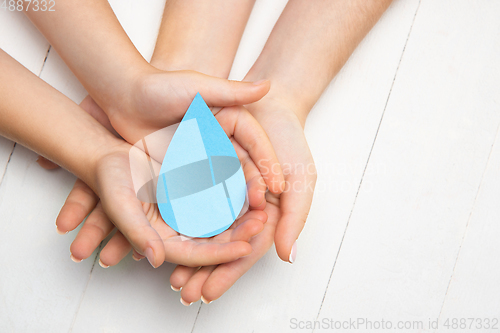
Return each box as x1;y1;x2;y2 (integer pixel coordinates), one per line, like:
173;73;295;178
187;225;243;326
24;0;148;109
0;50;122;191
245;0;393;120
151;0;255;78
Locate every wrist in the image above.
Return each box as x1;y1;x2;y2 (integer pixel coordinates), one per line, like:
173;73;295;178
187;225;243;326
93;58;152;118
243;70;312;125
85;135;130;195
100;62;155;122
150;54;231;78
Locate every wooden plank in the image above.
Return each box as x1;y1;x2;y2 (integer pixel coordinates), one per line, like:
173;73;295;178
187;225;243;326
191;1;420;332
0;2;165;331
65;1;198;332
71;260;200;333
438;129;500;326
6;0;499;331
317;0;500;330
0;9;50;73
228;0;289;81
0;138;15;185
0;145;95;332
0;11;84;333
108;0;166;62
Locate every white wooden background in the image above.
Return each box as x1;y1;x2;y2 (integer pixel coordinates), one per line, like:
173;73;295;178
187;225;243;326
1;1;499;332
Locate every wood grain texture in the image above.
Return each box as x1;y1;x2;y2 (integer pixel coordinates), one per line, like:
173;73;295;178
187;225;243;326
71;260;199;333
0;145;91;332
1;0;499;332
228;0;289;81
317;0;500;330
437;125;500;332
437;28;500;328
192;1;421;332
0;9;49;74
0;138;15;185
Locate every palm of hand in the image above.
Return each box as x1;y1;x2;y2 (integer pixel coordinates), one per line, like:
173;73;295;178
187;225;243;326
171;103;317;303
251;106;316;261
93;149;266;267
57;95;283;268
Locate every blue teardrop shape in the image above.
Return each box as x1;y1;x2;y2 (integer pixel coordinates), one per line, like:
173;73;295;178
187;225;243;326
156;93;246;238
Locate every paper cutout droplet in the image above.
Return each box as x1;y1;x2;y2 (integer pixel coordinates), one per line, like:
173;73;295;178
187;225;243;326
156;93;246;238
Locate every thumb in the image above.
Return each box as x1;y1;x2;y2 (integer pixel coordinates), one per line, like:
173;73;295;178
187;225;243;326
274;171;316;263
190;73;271;106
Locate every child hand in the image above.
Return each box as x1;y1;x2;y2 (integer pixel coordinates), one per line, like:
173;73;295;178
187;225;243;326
37;96;118;170
56;104;284;267
40;69;271;164
61;179;268;267
93;67;271;145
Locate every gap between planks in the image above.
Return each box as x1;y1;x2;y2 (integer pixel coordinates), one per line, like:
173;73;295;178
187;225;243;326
435;120;500;332
190;303;203;333
35;43;102;332
0;143;16;190
313;0;422;327
69;243;103;333
39;45;51;75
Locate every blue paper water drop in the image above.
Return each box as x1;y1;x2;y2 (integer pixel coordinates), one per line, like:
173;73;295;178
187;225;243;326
156;93;246;238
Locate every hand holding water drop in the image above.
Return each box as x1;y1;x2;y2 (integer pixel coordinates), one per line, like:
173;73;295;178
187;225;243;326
56;99;284;267
105;69;272;145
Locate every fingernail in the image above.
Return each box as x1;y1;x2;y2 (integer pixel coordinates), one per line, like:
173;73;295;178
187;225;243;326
98;259;109;268
201;296;212;304
171;285;181;292
132;254;142;261
252;79;268;86
180;298;193;307
56;226;68;235
70;254;82;263
145;247;156;268
289;241;297;264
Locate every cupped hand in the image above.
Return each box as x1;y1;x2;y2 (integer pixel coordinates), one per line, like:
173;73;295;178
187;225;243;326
75;145;266;267
247;97;317;263
104;67;271;144
55;99;284;268
168;97;317;303
61;177;268;268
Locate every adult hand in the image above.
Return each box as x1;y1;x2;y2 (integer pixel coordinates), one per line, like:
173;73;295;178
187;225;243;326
55;102;284;268
168;97;317;303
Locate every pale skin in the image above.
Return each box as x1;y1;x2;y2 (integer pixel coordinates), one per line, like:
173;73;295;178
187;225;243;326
171;0;394;303
22;0;286;267
23;0;273;144
49;0;259;267
33;0;393;303
0;46;289;268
